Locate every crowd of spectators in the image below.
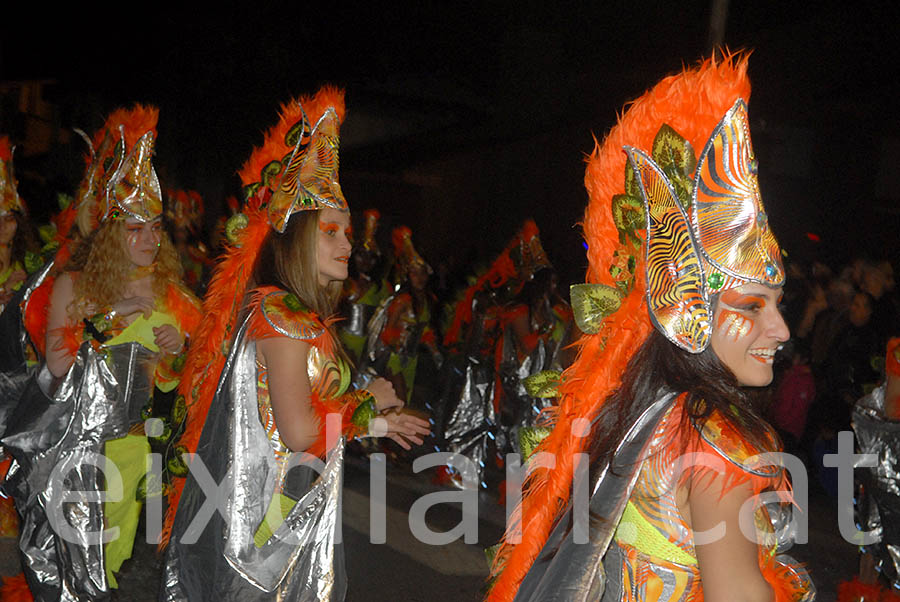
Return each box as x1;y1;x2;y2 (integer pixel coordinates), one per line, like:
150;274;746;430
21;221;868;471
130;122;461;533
770;257;899;494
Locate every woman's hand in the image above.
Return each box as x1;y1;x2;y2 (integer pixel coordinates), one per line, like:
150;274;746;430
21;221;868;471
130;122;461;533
153;324;183;354
368;377;404;412
371;408;431;450
113;295;155;319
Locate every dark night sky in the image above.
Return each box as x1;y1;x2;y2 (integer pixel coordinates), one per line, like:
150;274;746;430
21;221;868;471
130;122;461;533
2;2;898;286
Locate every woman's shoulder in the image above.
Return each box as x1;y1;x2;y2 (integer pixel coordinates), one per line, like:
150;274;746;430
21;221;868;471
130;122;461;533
689;406;783;480
249;286;326;341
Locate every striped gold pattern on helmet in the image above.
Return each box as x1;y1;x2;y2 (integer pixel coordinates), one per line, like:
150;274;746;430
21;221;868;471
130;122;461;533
691;100;783;286
269;107;347;233
626;147;711;353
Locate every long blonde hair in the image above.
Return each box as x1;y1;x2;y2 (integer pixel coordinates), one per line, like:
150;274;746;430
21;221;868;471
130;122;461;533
65;218;182;319
254;210;342;316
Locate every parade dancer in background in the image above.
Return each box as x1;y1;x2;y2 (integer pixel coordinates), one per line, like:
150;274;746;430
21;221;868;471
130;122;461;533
361;226;441;407
0;136;41;314
494;221;573;457
338;208;390;365
487;55;813;601
1;106;202;601
842;337;900;601
160;87;429;601
167;188;212;295
436;236;518;489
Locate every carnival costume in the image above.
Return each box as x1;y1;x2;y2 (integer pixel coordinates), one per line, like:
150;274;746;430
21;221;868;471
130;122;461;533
360;226;439;405
845;337;900;598
487;56;813;602
437;221;556;489
338;209;390;364
493;220;572;456
0;106;202;601
167;188;212;295
161;87;377;601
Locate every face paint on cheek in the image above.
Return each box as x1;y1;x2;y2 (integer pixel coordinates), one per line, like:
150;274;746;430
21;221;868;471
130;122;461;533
717;309;754;342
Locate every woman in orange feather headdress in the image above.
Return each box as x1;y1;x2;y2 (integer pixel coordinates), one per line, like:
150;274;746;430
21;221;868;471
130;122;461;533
0;106;203;601
486;54;814;602
159;87;429;602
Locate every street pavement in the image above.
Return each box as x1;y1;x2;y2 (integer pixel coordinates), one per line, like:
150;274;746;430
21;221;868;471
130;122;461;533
0;454;861;600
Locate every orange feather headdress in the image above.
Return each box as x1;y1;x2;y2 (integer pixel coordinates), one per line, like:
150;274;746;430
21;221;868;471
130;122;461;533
166;189;204;233
160;86;347;549
73;104;162;232
0;135;25;217
486;53;754;601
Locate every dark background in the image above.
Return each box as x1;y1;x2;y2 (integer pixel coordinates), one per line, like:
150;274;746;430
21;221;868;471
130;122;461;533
2;1;898;287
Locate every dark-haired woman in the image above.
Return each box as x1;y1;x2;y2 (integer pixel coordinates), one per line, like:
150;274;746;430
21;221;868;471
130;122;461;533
487;56;813;602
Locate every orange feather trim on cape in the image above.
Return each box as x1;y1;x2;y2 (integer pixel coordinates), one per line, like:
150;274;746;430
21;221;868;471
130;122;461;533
23;275;55;357
159;204;271;550
164;282;203;338
486;53;753;601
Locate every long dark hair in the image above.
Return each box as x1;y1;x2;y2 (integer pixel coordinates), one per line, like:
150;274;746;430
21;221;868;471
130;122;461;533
588;327;776;468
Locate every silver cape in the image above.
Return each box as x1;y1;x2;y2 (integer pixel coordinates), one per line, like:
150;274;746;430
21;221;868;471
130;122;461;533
852;383;900;588
2;331;156;599
161;312;346;602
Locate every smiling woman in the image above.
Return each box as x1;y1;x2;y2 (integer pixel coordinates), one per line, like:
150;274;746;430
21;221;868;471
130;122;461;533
711;284;790;387
487;55;813;602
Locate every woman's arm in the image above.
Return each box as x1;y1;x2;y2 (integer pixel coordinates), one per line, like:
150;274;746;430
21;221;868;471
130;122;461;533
257;335;321;452
688;475;774;602
45;272;77;378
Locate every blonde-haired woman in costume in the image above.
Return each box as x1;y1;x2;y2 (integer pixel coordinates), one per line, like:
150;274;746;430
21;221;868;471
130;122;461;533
0;106;201;601
161;87;430;602
487;55;814;602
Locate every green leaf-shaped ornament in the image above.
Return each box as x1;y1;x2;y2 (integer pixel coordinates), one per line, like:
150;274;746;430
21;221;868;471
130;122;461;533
260;160;283;188
285;117;308;147
652;124;696;179
171;394;187;425
167;446;189;477
519;426;552;462
611;194;646;248
570;283;622;334
624;161;641;199
523;370;563;398
225;213;249;245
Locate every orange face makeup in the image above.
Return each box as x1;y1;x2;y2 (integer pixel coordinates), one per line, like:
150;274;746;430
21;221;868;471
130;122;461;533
318;221;340;236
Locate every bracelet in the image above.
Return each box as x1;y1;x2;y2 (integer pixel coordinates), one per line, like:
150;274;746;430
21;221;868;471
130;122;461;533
350;391;378;430
87;307;118;336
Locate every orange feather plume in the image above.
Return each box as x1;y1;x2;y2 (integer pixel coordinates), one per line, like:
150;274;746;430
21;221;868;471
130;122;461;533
90;105;159;154
237;86;345;187
487;53;753;601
